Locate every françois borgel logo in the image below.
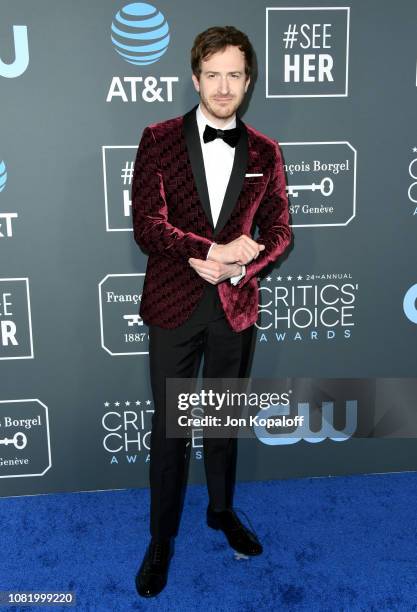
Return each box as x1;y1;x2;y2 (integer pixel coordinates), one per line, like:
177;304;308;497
257;272;358;343
102;146;136;231
266;7;349;98
106;2;178;103
0;25;29;78
0;161;19;238
0;279;34;360
282;142;356;227
0;400;51;478
99;274;148;356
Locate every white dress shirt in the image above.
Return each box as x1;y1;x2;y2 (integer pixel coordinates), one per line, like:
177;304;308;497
196;104;245;285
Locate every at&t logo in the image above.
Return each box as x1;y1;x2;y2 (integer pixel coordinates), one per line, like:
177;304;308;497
111;2;170;65
107;2;178;102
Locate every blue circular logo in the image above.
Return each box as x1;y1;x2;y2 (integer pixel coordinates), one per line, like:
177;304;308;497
0;160;7;192
403;284;417;324
111;2;170;66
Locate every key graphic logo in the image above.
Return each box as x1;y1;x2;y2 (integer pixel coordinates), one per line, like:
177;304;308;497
282;142;357;227
0;400;51;478
99;274;148;356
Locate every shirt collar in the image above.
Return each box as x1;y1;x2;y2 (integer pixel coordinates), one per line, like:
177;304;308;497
196;103;236;139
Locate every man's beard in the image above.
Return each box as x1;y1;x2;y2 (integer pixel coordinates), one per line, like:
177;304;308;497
200;93;241;120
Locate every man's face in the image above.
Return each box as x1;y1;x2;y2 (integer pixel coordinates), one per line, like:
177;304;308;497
192;44;250;123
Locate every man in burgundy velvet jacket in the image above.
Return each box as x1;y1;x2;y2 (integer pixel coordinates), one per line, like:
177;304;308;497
131;26;291;598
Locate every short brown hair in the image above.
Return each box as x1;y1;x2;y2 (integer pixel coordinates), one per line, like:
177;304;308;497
191;26;254;80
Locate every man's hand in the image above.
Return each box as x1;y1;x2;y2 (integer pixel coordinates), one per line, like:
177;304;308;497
207;235;265;265
188;258;242;285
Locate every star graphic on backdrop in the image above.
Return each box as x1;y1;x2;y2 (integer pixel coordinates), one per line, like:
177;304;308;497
125;401;130;406
104;402;110;407
287;276;293;281
412;147;417;153
115;401;120;407
276;276;282;281
136;400;141;406
297;275;303;280
146;400;152;405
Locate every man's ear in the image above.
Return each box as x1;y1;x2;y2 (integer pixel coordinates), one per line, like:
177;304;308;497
191;73;200;93
245;76;251;93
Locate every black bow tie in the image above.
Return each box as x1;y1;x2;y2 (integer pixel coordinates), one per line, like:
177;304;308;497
203;124;241;148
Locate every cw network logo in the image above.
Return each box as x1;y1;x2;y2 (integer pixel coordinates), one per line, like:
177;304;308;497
403;284;417;324
253;400;357;445
0;25;29;78
107;2;178;102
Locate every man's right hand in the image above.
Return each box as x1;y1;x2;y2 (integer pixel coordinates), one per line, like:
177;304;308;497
207;235;265;265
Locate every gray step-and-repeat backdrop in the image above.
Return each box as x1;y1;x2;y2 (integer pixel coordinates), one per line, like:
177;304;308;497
1;0;416;497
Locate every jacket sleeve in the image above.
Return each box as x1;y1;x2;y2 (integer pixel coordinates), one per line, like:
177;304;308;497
131;126;214;262
235;140;292;288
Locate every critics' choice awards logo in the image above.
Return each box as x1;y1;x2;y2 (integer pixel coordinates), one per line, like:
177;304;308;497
0;400;51;478
0;161;19;238
403;284;417;324
257;272;358;342
266;7;349;98
99;274;148;356
409;147;417;215
102;146;136;231
0;25;29;78
282;142;356;227
107;2;178;102
0;279;33;360
101;399;153;464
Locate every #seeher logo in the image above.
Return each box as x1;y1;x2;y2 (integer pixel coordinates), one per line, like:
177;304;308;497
111;2;170;66
0;161;7;192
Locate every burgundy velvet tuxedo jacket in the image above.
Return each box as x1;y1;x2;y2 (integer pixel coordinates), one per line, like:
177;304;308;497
131;104;291;333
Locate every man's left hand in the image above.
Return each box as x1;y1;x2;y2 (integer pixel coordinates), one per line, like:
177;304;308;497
188;258;242;284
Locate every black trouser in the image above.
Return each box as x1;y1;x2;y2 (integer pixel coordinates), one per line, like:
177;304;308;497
148;283;256;539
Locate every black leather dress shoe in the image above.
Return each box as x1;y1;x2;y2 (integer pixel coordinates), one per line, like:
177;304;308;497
135;537;174;598
206;506;263;556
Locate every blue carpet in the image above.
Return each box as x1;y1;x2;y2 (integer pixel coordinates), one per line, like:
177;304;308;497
1;473;417;611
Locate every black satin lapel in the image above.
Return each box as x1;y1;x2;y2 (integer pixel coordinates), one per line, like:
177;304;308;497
182;106;214;230
213;117;248;237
